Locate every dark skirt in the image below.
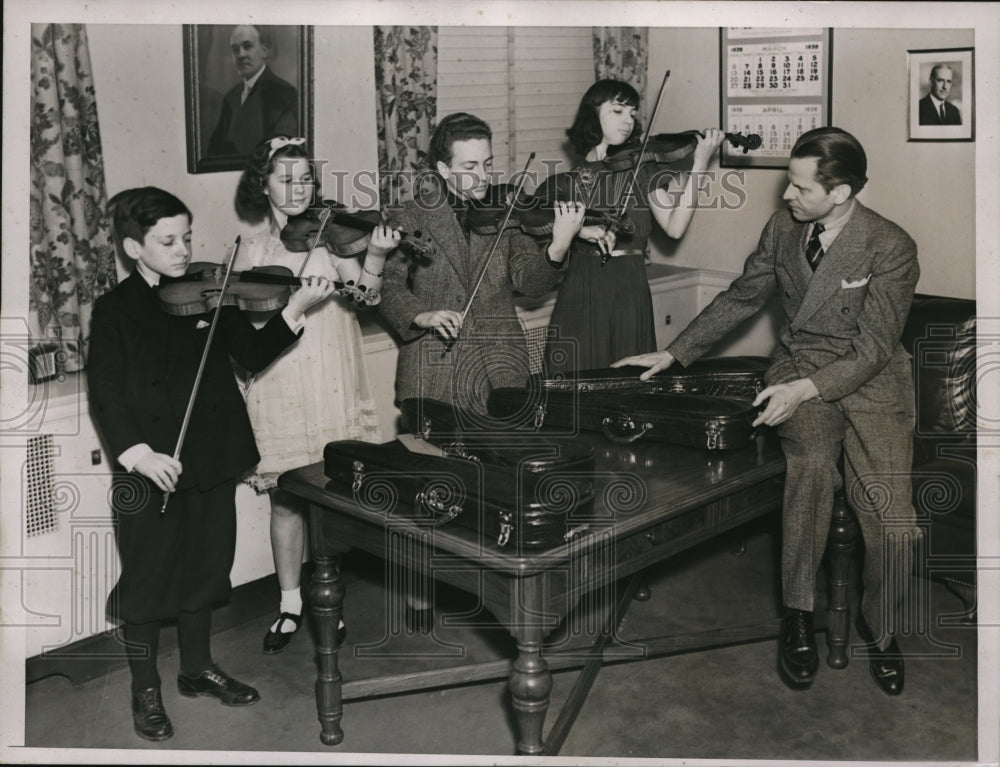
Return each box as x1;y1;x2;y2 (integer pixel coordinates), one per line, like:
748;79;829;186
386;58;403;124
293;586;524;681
544;250;656;374
106;475;238;623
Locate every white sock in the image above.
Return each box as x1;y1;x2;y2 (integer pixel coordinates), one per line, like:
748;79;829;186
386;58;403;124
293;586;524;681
270;588;303;633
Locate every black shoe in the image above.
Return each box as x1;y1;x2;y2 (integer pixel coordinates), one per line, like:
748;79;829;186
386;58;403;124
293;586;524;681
131;687;173;741
855;615;905;696
404;603;433;634
263;612;302;654
779;608;819;688
177;663;260;706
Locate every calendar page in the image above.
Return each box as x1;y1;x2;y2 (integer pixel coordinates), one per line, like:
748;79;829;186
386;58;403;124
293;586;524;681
720;29;831;168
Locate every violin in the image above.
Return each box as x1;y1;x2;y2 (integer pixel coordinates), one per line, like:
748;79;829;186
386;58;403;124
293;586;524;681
280;199;433;264
158;262;376;317
604;130;763;172
463;180;631;238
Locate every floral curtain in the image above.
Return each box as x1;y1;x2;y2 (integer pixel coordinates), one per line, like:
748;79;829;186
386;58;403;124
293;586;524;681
593;27;649;120
374;26;437;205
29;23;116;368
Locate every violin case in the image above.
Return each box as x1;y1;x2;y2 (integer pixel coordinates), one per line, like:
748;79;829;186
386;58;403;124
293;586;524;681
487;356;769;450
323;399;596;551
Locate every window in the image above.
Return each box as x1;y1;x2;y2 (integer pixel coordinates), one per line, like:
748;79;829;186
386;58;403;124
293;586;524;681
436;26;594;188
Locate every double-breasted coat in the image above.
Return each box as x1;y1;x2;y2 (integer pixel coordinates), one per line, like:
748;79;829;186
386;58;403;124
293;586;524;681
668;201;921;641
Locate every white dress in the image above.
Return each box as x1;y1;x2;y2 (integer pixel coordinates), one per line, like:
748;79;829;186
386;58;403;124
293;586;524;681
235;229;382;491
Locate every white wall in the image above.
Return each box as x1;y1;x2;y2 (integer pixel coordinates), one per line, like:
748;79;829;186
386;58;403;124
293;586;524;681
645;27;976;299
87;24;380;276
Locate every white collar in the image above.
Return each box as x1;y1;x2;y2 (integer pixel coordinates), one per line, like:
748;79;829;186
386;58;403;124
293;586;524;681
243;65;267;91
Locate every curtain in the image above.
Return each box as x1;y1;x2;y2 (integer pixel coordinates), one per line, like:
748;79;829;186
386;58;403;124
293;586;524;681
374;26;437;205
592;27;649;120
30;23;116;368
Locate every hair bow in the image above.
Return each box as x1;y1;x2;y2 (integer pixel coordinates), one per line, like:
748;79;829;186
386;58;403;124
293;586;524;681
267;136;306;160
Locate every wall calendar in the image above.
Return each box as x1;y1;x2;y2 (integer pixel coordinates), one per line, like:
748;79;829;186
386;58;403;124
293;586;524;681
720;28;832;168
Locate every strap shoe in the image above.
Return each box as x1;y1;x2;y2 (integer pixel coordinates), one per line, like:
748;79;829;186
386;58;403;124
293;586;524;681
779;608;819;688
263;611;302;654
177;663;260;706
855;615;905;696
131;686;173;741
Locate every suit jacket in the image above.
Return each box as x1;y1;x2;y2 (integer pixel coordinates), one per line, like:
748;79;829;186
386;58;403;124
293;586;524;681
918;94;962;126
87;273;299;491
669;202;919;413
207;66;298;157
379;189;563;411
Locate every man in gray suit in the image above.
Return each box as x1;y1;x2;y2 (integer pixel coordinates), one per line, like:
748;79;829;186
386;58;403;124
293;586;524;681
918;64;962;126
614;127;920;696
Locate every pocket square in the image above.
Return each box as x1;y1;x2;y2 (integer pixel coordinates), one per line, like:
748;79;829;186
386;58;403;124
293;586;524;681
195;319;211;329
841;274;871;289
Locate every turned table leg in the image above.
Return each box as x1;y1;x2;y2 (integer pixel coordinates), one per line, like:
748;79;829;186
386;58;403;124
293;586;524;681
826;493;858;669
308;551;346;745
509;637;552;755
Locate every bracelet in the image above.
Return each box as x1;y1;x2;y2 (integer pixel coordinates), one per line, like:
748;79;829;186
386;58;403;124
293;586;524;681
362;266;384;279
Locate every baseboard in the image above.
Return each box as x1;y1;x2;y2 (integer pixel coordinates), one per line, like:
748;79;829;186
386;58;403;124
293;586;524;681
25;573;280;686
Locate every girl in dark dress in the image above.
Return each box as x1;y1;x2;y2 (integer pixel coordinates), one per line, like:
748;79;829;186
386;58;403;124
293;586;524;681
544;79;725;374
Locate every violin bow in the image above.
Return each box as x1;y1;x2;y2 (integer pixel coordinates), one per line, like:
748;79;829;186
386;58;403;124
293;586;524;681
604;69;672;264
296;206;332;279
442;152;536;356
161;236;242;515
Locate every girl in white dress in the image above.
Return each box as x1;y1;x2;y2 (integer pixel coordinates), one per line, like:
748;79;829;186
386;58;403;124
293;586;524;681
233;136;398;653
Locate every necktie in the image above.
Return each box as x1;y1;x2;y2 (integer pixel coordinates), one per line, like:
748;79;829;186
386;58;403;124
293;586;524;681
940;102;947;122
805;223;825;271
240;82;251;105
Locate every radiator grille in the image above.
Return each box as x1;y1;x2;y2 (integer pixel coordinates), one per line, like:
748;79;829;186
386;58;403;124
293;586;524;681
25;434;58;537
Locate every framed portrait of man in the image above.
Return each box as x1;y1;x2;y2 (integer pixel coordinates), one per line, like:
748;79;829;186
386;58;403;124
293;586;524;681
907;47;974;142
183;24;313;173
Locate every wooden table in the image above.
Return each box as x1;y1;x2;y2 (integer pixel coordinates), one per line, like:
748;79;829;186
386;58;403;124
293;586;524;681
279;431;854;754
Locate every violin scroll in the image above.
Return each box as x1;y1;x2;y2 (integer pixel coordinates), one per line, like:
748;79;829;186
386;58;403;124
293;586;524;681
725;131;763;154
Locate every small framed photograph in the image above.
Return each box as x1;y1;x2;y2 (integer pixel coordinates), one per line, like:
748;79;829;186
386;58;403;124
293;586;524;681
183;24;313;174
907;47;974;142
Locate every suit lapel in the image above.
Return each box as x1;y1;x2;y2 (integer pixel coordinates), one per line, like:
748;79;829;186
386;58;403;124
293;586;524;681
422;196;472;290
791;203;872;330
782;223;813;300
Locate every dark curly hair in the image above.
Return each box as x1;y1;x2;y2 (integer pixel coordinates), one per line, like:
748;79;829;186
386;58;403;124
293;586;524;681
107;186;192;259
566;79;642;158
234;136;316;224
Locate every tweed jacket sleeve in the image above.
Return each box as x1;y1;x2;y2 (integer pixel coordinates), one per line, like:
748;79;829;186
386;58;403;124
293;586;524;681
507;230;564;297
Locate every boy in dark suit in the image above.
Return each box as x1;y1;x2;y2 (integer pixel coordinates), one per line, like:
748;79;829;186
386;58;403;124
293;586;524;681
614;127;921;697
88;186;332;741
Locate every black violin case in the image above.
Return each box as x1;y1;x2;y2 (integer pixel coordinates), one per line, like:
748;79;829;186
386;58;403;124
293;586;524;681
323;399;596;551
487;356;769;450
